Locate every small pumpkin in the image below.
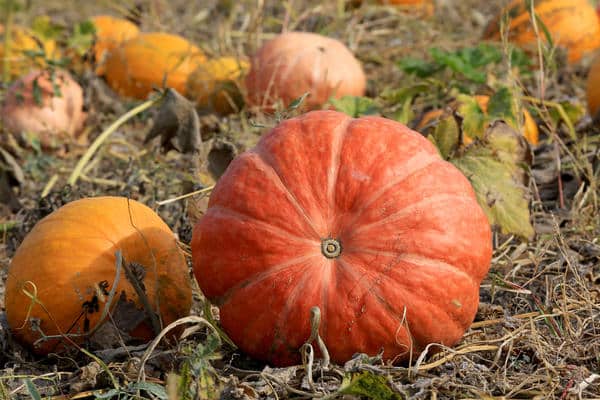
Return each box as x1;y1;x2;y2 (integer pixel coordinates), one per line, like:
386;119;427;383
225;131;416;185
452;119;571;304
483;0;600;64
186;57;249;114
244;31;366;111
103;32;206;99
378;0;434;17
1;69;87;149
586;55;600;119
5;196;193;355
90;15;140;75
0;24;58;79
416;95;539;145
191;110;492;366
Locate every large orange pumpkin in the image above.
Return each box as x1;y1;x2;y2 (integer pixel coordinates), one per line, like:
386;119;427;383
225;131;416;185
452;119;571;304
90;15;140;75
483;0;600;64
244;32;366;111
191;110;492;366
103;32;206;99
5;197;192;355
1;69;87;149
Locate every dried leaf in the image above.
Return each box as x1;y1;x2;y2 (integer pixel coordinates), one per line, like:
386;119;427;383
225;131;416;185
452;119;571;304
208;139;238;180
452;121;534;240
427;114;460;159
145;88;202;154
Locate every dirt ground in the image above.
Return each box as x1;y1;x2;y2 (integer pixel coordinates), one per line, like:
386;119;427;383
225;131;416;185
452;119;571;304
0;0;599;398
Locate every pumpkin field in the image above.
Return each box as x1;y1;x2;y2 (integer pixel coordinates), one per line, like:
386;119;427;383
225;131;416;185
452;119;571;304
0;0;599;398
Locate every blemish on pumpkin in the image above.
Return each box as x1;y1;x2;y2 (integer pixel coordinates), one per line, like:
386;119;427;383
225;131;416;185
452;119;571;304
451;299;462;308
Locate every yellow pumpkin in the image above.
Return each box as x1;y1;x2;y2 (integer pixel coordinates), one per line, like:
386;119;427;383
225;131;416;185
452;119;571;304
186;57;249;114
417;95;539;145
103;32;206;99
90;15;140;75
483;0;600;64
4;196;193;355
0;24;58;79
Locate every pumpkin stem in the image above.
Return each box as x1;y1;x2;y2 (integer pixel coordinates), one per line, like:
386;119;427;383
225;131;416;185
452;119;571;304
321;238;342;258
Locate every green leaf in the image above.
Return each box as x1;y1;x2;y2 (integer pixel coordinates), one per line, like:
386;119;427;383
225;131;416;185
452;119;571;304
451;121;534;240
67;20;97;55
130;382;168;399
340;372;404;400
329;95;380;118
30;15;63;40
428;114;460;159
430;48;486;84
456;94;487;140
25;379;42;400
397;57;440;78
546;100;586;128
487;87;519;129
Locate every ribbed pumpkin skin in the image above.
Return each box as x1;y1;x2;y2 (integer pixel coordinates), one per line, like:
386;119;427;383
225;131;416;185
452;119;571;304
192;110;492;366
5;197;192;355
103;32;206;99
91;15;140;75
586;56;600;118
244;32;366;111
483;0;600;64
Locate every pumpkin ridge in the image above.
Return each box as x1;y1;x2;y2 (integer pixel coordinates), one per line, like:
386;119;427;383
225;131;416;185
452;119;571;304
339;256;468;351
267;265;323;361
341;152;441;230
253;148;321;238
327;116;352;227
207;205;319;245
348;193;471;238
212;253;321;307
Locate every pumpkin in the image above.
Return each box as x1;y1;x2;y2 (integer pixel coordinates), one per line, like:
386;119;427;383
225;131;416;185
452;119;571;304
483;0;600;64
378;0;434;17
186;57;249;114
0;24;58;79
244;31;366;111
191;110;492;366
90;15;140;75
586;55;600;119
417;95;539;145
1;69;87;149
5;196;192;355
103;32;206;99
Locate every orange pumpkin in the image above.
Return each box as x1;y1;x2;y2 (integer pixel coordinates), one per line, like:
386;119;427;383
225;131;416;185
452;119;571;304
90;15;140;75
103;32;206;99
417;95;539;145
244;31;366;111
5;197;192;355
483;0;600;64
1;69;87;149
378;0;434;17
586;55;600;118
191;110;492;366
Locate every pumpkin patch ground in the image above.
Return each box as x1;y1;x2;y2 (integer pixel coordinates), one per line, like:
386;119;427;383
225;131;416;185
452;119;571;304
0;0;599;398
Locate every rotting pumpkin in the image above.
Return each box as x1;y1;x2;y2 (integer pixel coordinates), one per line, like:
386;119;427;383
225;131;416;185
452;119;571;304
5;196;193;355
191;110;492;366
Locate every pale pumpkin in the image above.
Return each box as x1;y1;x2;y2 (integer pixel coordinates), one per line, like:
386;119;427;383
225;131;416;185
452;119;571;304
0;24;58;79
191;110;492;366
483;0;600;64
5;196;193;355
103;32;206;99
417;95;539;145
90;15;140;75
1;69;87;149
244;31;366;111
186;57;249;114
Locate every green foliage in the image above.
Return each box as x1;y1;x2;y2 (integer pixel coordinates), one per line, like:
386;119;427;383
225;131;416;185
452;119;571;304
25;379;42;400
452;122;534;240
340;372;404;400
94;382;168;399
67;19;96;57
329;95;380;118
398;43;531;92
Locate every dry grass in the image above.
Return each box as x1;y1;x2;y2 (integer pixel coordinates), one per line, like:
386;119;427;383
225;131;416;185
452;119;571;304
0;0;599;398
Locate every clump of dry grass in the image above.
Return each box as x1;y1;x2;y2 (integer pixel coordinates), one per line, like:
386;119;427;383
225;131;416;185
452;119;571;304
0;0;599;398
